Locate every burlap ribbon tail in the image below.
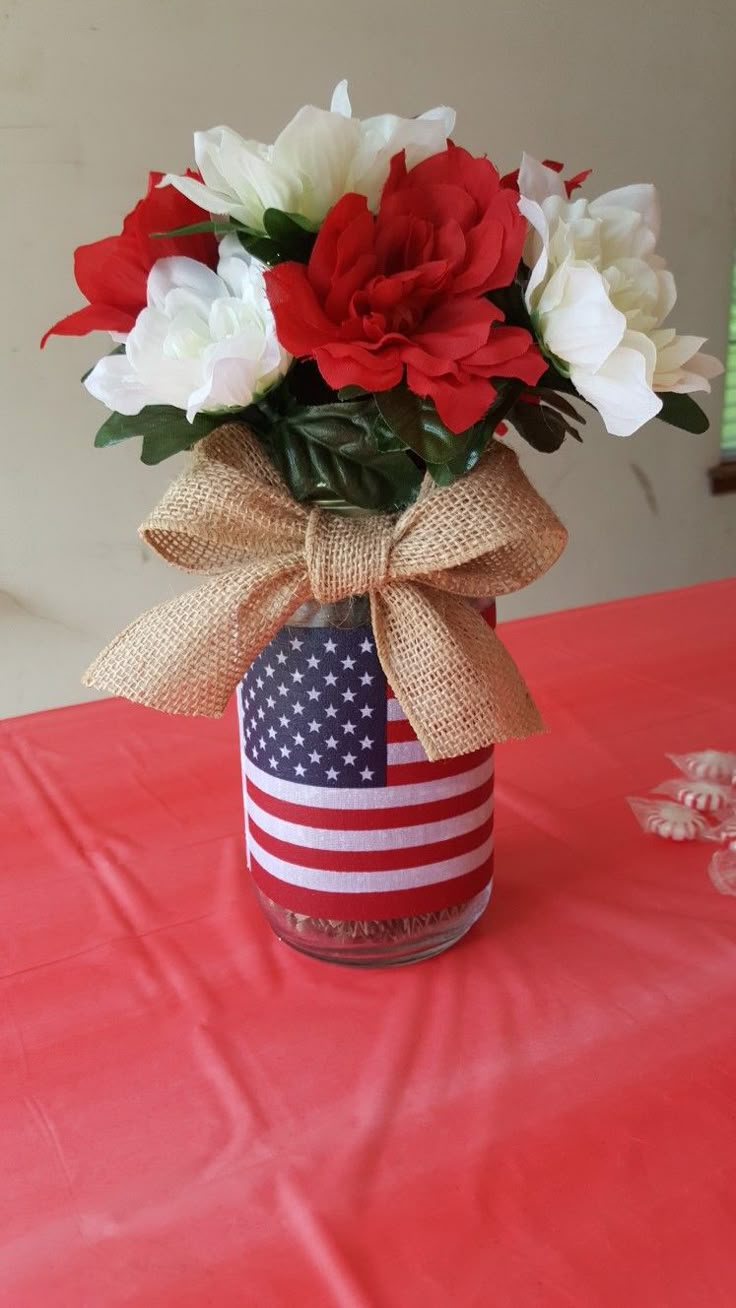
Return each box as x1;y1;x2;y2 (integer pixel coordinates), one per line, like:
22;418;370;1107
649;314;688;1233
84;423;567;761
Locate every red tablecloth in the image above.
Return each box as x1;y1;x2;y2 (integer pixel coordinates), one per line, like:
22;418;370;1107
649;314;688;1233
2;580;736;1307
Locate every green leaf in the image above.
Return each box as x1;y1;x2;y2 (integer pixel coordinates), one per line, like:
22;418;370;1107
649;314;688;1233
93;405;227;462
376;381;523;487
139;427;197;465
151;220;232;238
93;410;141;448
488;276;533;334
428;421;494;487
509;399;582;452
262;208;317;258
536;363;577;392
236;230;285;263
280;211;319;233
259;398;422;513
234;209;318;265
657;392;710;434
375;387;463;464
533;389;584;424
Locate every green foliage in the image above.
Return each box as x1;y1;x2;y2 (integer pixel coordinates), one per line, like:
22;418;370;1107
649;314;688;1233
337;386;367;401
525;363;710;439
657;391;710;434
151;221;232;238
154;208;317;265
376;388;465;464
508;390;584;452
93;406;226;464
488;275;534;335
236;210;317;265
376;382;523;486
255;397;422;513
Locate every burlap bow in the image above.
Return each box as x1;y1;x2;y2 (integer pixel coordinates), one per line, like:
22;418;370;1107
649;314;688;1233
84;422;567;760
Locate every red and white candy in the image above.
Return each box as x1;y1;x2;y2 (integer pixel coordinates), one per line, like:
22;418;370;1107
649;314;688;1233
705;812;736;850
708;848;736;897
667;750;736;784
627;797;708;841
654;778;732;813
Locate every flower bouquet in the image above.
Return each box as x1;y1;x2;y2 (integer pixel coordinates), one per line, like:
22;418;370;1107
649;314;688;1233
45;82;722;964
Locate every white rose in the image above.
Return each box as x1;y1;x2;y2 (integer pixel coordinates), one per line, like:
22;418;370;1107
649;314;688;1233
518;155;722;437
161;80;456;231
84;237;290;422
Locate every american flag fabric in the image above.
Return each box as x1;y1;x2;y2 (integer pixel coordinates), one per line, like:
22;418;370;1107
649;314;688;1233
238;612;494;920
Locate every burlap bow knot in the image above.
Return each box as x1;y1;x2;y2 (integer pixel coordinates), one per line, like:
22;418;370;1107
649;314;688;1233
84;422;567;760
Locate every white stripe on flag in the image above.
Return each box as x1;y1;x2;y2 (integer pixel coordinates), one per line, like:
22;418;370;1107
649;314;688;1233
246;793;493;852
244;755;494;810
388;740;429;764
237;694;252;870
387;697;407;721
248;832;495;894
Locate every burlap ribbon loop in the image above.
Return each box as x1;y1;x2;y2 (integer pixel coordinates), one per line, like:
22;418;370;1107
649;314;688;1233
84;422;567;760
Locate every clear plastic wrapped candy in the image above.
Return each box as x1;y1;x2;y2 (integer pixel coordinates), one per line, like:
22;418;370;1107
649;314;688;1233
653;778;733;814
667;750;736;784
708;847;736;896
704;812;736;850
627;797;709;841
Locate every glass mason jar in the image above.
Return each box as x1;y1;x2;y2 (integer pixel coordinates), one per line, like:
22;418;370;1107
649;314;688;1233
237;597;494;966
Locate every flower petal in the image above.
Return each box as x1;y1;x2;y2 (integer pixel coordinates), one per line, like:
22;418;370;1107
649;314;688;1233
518;195;550;303
408;370;495;433
146;256;225;311
41;303;136;348
571;334;662;436
83;351;154;415
590;184;660;244
265;261;338;354
652;331;724;392
314;341;404;392
274;106;361;224
160;170;232;216
518;154;567;207
538;260;626;372
330;80;352;116
164;128;298;230
349;107;455;209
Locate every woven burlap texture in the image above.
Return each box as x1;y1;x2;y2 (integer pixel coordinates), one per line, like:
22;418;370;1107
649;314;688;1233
83;422;567;760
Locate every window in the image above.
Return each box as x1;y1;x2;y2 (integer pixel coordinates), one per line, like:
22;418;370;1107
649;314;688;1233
709;256;736;493
721;258;736;455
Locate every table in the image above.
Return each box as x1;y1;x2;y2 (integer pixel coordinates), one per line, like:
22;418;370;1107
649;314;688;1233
2;580;735;1307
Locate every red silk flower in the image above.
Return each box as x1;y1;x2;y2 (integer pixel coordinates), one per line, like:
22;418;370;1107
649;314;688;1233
41;172;218;347
265;146;545;433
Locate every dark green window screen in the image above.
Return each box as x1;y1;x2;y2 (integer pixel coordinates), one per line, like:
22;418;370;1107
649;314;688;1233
722;258;736;454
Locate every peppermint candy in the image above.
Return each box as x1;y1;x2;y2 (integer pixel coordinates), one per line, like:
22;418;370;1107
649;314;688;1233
654;778;732;813
705;812;736;850
708;848;736;897
627;797;708;841
667;750;736;784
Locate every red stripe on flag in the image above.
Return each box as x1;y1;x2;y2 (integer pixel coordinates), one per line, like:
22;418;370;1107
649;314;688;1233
244;774;493;832
387;717;418;743
247;813;491;875
250;855;493;920
386;748;490;786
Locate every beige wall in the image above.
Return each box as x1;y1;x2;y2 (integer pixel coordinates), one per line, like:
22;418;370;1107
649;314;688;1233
2;0;734;717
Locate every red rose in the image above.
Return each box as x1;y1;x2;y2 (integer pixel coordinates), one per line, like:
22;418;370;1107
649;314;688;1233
41;172;218;347
265;146;545;433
